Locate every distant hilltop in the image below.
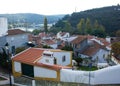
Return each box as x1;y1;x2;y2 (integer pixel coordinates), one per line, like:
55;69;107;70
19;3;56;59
54;5;120;36
0;13;65;24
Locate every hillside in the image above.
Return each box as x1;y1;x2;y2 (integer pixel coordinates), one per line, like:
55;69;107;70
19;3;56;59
0;13;65;24
54;5;120;36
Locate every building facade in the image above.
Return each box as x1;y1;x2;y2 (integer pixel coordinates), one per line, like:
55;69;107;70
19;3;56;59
12;48;72;81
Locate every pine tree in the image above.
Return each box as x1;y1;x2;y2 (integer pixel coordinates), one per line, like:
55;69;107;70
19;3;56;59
77;18;85;35
44;17;48;33
64;21;72;32
85;18;92;34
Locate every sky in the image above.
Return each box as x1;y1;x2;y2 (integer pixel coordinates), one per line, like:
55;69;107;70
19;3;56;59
0;0;119;15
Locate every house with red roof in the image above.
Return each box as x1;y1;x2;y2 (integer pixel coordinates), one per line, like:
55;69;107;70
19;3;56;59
7;29;29;49
70;35;88;56
40;39;57;49
80;40;110;68
12;48;72;81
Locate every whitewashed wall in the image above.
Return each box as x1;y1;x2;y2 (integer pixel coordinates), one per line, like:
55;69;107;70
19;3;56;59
39;56;54;65
92;49;109;63
60;69;94;84
7;33;29;48
53;52;71;66
94;65;120;84
14;61;21;73
34;66;57;78
49;44;57;49
60;65;120;85
0;17;8;36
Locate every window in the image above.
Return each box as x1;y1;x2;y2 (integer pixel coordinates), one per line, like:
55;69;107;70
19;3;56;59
46;59;49;63
43;53;51;57
62;55;66;62
54;58;57;64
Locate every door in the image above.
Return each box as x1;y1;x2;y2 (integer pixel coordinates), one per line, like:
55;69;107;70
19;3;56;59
21;63;34;77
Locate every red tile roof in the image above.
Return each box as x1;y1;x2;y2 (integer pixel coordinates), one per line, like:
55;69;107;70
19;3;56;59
12;48;44;65
12;48;71;70
36;62;71;71
8;29;26;35
39;32;47;38
96;38;110;46
81;41;101;57
71;35;87;44
44;39;56;45
86;35;95;40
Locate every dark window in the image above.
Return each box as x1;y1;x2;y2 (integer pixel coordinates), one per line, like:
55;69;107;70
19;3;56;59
43;53;51;56
54;58;57;64
62;55;66;62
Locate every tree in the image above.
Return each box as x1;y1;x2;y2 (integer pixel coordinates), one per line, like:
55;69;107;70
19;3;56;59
73;57;83;66
15;47;26;54
85;18;92;34
116;30;120;37
44;17;48;33
93;20;99;29
64;21;72;32
61;45;73;51
42;45;52;49
32;29;41;35
111;42;120;59
77;18;86;35
92;20;106;38
0;48;9;68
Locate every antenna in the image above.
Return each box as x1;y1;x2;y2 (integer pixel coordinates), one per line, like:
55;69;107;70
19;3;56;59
75;7;77;13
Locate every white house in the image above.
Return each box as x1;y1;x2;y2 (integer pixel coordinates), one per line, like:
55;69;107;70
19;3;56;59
57;31;70;40
80;40;110;67
7;29;29;50
12;48;72;81
12;48;120;85
0;17;8;36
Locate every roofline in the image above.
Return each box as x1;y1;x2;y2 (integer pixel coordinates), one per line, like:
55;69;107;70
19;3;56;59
12;47;31;59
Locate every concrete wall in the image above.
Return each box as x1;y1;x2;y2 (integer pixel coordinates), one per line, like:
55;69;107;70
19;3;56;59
7;33;29;48
34;66;57;78
53;51;71;66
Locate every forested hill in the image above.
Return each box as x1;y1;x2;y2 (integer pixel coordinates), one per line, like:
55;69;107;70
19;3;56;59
54;5;120;36
0;13;65;24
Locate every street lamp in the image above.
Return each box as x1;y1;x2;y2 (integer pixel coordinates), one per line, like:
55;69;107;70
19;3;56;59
5;43;12;86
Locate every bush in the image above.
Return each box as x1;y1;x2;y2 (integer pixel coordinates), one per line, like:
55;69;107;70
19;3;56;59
73;57;83;66
15;47;26;54
61;45;73;51
42;45;52;49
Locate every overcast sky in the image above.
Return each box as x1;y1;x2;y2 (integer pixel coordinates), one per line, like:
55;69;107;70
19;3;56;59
0;0;119;15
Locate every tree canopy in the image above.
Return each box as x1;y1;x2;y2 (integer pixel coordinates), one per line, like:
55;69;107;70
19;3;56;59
111;42;120;59
54;5;120;36
44;17;48;33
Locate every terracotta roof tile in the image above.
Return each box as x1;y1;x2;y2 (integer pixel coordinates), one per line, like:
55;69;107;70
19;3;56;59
12;48;71;70
44;39;56;45
81;41;101;57
71;35;87;44
39;32;47;37
8;29;26;35
12;48;44;65
36;62;71;71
